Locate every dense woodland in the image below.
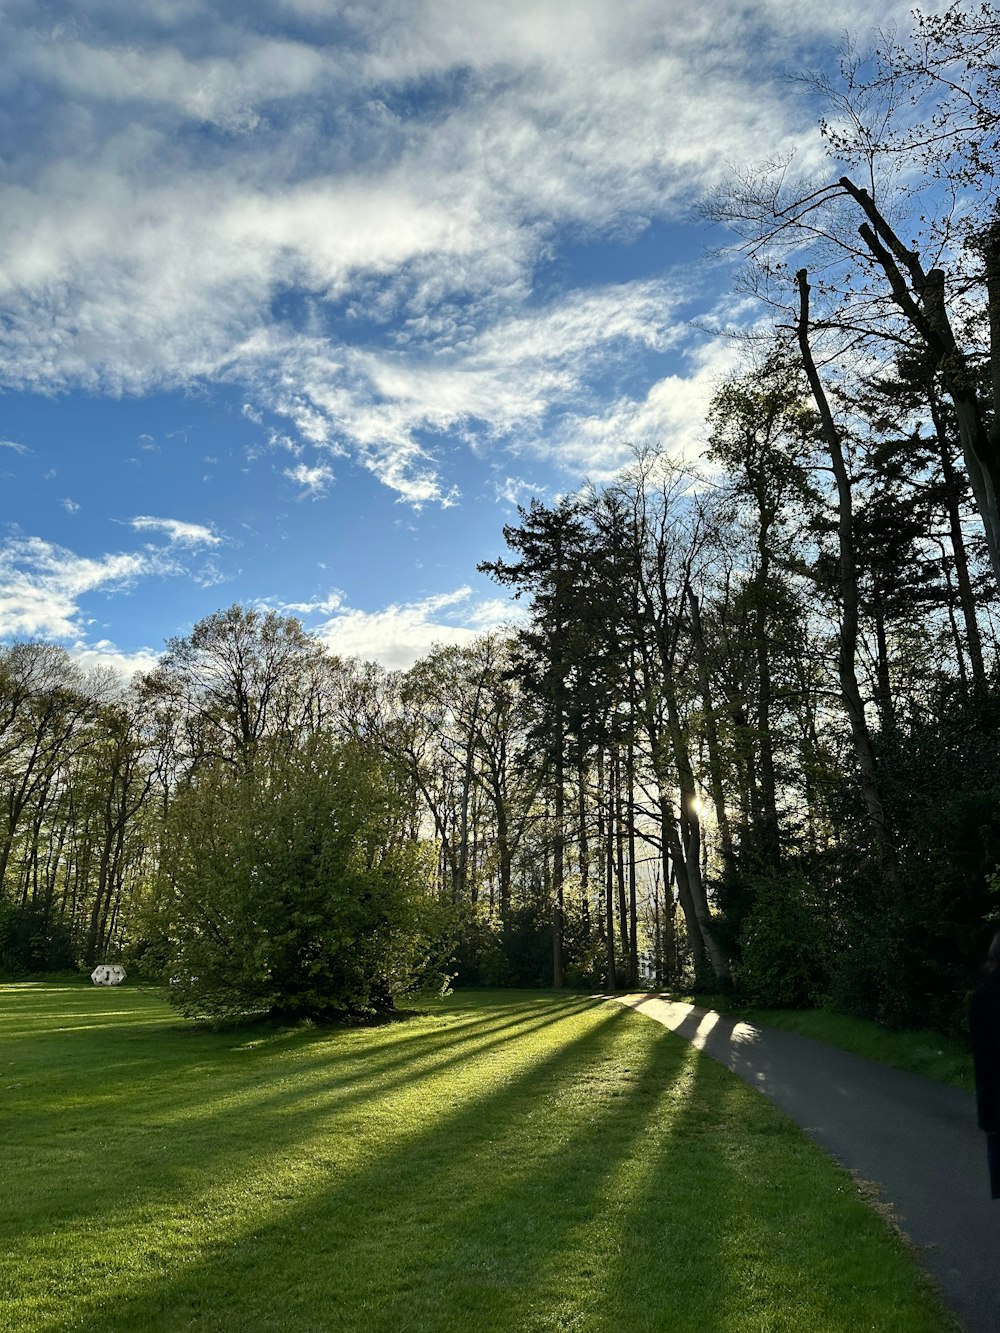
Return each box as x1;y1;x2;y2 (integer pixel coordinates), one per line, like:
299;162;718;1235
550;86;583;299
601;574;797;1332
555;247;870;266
3;5;1000;1030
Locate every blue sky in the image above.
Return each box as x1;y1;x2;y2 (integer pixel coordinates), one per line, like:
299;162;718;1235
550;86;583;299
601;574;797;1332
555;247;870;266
0;0;914;673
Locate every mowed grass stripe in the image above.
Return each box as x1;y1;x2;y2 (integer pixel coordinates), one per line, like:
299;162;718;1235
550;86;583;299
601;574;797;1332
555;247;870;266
0;985;954;1333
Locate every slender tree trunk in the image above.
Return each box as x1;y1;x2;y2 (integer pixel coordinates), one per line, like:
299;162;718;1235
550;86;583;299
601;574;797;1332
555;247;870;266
614;752;629;970
552;754;565;990
752;540;781;866
652;878;662;988
664;687;731;980
660;795;711;981
937;552;970;691
796;268;901;888
597;744;617;989
577;752;590;932
872;600;896;731
626;730;639;988
930;392;987;694
686;589;735;872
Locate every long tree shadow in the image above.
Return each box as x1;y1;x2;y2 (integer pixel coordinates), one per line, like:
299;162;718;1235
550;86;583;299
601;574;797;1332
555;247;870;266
25;1000;703;1333
3;995;602;1258
588;1024;953;1333
11;990;593;1131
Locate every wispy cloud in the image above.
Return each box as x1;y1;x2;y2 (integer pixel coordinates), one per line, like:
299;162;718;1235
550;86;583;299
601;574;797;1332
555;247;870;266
0;438;30;455
129;516;223;546
493;475;548;508
0;0;912;506
284;461;334;499
266;585;522;670
0;536;174;640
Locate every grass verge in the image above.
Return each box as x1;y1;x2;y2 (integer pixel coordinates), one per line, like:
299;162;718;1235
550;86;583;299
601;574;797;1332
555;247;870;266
679;993;973;1091
1;983;956;1332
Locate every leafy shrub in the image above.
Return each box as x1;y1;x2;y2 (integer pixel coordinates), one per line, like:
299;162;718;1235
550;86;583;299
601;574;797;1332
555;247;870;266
158;737;445;1021
737;868;828;1007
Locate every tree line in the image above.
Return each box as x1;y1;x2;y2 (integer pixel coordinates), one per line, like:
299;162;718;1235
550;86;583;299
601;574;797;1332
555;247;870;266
2;3;999;1029
2;378;997;1028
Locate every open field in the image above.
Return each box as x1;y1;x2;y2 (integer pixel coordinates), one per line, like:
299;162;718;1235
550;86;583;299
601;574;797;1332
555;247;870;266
1;984;954;1332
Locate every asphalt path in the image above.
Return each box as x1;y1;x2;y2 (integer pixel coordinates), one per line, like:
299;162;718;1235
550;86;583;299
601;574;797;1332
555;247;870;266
613;993;998;1333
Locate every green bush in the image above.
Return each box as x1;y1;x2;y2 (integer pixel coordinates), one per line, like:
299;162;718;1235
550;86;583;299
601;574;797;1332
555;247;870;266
737;868;828;1007
157;737;445;1021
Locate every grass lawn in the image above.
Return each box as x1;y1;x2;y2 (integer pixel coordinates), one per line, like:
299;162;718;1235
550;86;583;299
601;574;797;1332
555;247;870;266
1;983;955;1333
681;995;974;1091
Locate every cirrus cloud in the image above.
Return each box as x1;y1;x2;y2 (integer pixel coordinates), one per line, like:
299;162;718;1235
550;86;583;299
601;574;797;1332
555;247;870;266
0;0;917;509
129;516;223;546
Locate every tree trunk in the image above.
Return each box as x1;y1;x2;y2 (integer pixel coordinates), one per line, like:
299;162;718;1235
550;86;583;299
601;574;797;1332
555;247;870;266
796;268;901;887
843;181;1000;584
626;729;639;988
614;752;629;970
929;391;987;694
664;687;731;980
686;589;735;872
552;753;565;990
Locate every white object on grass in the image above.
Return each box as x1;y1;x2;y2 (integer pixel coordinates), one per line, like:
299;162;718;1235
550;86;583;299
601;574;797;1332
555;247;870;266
91;964;126;986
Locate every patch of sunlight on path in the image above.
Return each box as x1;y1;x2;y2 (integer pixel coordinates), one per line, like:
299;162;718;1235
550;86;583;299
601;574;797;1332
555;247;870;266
610;991;996;1333
613;995;762;1052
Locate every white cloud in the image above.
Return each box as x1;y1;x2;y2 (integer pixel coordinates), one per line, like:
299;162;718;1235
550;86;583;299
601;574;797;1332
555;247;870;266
61;498;81;513
544;333;747;476
283;461;334;499
0;0;922;504
26;35;327;131
493;475;548;508
129;516;222;546
309;586;522;670
0;536;173;640
277;591;345;616
0;438;30;454
69;639;161;680
253;277;689;501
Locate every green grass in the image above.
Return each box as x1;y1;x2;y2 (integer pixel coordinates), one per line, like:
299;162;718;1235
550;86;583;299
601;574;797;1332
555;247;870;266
0;984;955;1333
681;994;974;1091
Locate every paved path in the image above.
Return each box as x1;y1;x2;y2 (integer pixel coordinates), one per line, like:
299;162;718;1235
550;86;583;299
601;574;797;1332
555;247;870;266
613;994;999;1333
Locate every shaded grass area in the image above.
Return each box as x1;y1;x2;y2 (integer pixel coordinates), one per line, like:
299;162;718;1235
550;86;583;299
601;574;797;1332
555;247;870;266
681;994;973;1091
1;984;955;1333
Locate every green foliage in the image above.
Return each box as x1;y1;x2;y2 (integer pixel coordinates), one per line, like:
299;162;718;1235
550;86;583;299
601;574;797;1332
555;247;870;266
0;900;77;978
158;736;443;1020
561;898;607;989
448;887;606;990
737;868;828;1008
867;691;1000;1031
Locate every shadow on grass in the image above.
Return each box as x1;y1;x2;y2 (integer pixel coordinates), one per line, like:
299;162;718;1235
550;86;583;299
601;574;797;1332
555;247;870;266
30;999;711;1333
7;991;952;1333
2;994;602;1254
8;992;599;1132
601;1003;955;1333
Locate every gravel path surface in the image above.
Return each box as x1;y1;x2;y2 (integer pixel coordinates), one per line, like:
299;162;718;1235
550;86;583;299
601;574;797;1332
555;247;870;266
614;993;996;1333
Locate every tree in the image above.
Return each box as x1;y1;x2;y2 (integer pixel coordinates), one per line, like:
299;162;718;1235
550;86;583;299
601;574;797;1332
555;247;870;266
480;499;595;988
158;733;440;1021
711;5;1000;584
706;359;822;867
143;604;336;770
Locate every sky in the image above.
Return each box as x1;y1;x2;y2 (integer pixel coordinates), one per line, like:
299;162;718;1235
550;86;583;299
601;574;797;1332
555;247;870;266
0;0;917;675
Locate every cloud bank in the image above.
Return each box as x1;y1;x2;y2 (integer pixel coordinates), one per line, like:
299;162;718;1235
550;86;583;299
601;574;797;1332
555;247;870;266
0;0;913;507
